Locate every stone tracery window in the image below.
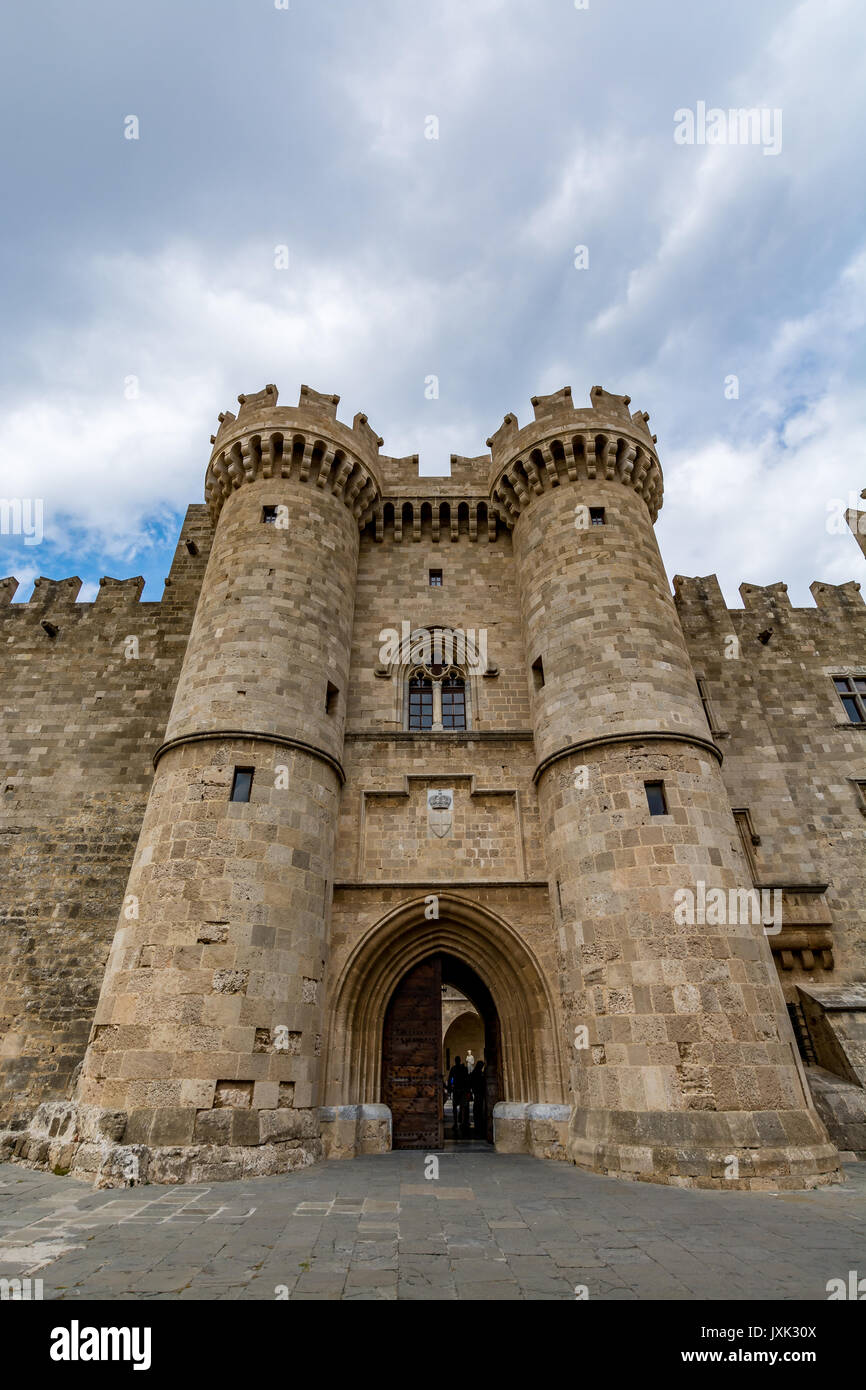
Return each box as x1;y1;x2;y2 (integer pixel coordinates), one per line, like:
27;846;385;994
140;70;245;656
407;664;467;730
401;627;476;731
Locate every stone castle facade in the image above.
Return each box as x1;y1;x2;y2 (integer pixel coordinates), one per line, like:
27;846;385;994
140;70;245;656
1;382;865;1189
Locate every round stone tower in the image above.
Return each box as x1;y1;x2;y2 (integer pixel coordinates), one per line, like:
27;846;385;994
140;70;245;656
73;384;382;1183
490;385;839;1188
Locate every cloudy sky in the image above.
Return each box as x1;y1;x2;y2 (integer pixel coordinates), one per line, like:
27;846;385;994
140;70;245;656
1;0;864;604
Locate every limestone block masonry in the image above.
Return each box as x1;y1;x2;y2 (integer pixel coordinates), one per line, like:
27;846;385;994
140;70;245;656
1;381;864;1189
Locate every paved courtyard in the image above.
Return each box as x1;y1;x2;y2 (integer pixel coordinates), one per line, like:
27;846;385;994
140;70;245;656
1;1153;864;1301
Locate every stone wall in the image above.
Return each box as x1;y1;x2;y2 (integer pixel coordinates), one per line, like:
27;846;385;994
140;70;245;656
674;575;866;996
0;507;212;1125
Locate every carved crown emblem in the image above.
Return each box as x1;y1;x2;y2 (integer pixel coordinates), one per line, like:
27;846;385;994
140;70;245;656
428;791;452;810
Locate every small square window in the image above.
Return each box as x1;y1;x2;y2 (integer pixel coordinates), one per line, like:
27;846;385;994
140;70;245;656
589;507;605;526
645;781;668;816
429;569;443;587
262;505;278;525
230;767;254;803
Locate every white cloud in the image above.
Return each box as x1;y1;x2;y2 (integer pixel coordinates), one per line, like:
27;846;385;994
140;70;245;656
0;240;501;560
1;0;864;615
661;387;866;605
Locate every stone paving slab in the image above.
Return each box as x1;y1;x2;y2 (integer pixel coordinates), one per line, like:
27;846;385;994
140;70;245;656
0;1153;864;1301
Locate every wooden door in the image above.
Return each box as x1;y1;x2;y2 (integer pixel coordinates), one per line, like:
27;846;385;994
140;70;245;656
382;955;443;1149
483;1012;501;1143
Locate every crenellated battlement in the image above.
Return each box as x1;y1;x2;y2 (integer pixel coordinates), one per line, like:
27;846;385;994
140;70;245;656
204;383;385;528
1;577;186;611
674;574;865;622
486;384;663;525
201;381;664;538
0;506;212;617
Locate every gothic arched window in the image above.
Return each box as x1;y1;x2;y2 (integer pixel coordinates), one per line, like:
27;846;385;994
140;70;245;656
405;663;468;730
401;627;474;732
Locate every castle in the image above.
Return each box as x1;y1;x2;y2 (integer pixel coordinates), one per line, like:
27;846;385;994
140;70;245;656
1;381;865;1190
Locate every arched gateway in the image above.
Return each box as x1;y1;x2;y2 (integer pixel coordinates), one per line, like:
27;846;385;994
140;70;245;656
321;895;568;1156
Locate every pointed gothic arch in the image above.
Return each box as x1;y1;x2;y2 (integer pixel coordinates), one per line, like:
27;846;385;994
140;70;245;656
322;893;567;1109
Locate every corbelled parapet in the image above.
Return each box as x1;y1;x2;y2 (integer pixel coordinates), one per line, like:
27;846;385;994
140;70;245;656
203;383;384;528
486;385;663;526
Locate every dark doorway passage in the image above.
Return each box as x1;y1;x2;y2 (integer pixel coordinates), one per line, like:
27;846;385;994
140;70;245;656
382;951;501;1150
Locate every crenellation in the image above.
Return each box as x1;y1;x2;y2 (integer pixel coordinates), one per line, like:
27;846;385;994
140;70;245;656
27;576;83;607
486;388;663;523
590;384;633;420
351;411;385;453
673;576;866;633
95;577;146;606
739;581;793;612
811;579;865;614
531;385;575;420
672;573;728;616
630;407;657;443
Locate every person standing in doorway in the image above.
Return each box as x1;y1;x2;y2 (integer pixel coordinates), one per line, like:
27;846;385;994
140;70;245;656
472;1059;487;1138
448;1056;469;1137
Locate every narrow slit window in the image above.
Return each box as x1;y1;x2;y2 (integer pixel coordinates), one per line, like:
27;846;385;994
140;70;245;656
532;656;544;690
833;676;866;724
733;808;760;880
230;767;254;803
429;569;443;587
645;781;667;816
589;507;605;526
325;681;339;715
696;676;720;735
